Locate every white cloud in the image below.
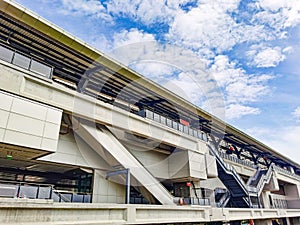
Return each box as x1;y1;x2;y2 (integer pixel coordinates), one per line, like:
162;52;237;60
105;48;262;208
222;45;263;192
255;0;300;31
292;107;300;119
209;55;273;119
59;0;112;21
167;5;240;52
226;104;260;120
105;0;177;25
258;0;288;12
130;62;176;83
253;47;286;68
166;1;272;53
108;36;226;119
112;28;155;49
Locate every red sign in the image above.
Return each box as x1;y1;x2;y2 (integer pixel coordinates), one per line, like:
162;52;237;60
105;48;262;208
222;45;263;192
180;119;190;126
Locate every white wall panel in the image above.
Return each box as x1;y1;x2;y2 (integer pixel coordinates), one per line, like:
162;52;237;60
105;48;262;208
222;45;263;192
0;91;62;152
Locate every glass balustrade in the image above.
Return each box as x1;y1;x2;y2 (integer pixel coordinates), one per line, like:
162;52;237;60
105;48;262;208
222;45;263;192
0;44;53;78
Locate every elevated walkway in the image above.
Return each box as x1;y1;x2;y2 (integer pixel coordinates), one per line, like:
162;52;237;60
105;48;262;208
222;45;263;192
73;119;175;205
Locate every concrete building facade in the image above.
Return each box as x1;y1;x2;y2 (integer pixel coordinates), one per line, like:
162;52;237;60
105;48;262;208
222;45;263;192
0;0;300;224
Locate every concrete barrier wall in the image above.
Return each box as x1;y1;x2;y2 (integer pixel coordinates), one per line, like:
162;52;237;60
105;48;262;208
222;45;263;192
0;199;299;225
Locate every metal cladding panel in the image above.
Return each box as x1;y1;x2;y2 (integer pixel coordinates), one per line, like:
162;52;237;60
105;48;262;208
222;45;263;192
0;91;62;152
205;154;218;178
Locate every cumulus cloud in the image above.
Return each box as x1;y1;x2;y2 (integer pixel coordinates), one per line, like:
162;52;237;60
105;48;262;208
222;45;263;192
226;104;260;120
108;34;225;119
257;0;288;12
252;46;286;68
209;55;273;119
105;0;178;25
167;4;240;52
60;0;112;21
46;0;297;121
254;0;300;35
112;28;155;49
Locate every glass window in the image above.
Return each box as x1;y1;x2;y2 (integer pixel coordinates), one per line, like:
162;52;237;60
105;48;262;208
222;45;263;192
178;123;183;132
166;118;172;127
202;133;208;142
12;52;30;69
193;129;198;137
153;113;160;122
160;116;166;125
30;59;52;78
197;131;203;139
183;126;188;134
172;121;178;130
0;45;14;63
146;110;154;119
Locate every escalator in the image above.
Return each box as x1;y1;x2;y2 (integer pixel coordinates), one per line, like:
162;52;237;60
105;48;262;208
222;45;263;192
209;142;274;208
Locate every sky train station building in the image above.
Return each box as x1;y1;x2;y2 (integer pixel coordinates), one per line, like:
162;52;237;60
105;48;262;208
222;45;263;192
0;0;300;224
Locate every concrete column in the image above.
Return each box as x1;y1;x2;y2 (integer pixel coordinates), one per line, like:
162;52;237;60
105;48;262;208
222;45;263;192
261;191;271;208
92;169;126;203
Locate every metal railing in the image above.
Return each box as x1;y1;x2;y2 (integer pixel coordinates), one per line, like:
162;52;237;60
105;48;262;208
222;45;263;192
215;190;230;208
175;197;210;206
0;44;53;78
140;109;208;142
0;181;91;203
255;164;274;195
269;193;288;209
209;143;249;195
209;142;279;207
273;165;300;181
218;150;256;169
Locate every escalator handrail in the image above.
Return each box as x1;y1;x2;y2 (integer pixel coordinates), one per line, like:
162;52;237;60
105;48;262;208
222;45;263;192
208;142;249;195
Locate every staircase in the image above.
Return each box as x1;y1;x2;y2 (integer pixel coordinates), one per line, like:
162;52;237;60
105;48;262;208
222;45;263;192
208;142;274;208
215;188;230;207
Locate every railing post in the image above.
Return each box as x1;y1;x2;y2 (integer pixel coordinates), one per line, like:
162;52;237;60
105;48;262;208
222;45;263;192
49;185;53;199
36;185;40;199
126;169;130;204
16;183;21;198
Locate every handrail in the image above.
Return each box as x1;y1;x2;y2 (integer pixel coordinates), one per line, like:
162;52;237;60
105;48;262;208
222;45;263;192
254;164;274;195
0;181;91;203
208;142;249;195
208;141;279;208
247;167;262;186
273;165;300;181
52;189;71;202
216;191;230;208
219;150;256;169
0;43;53;78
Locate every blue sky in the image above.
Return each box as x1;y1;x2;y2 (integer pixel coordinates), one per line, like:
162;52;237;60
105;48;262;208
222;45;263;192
15;0;300;163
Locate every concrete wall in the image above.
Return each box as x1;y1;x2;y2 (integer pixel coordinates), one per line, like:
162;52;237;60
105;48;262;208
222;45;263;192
41;132;126;204
168;150;208;180
129;147;169;179
93;170;125;204
0;198;299;225
0;91;62;152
